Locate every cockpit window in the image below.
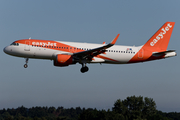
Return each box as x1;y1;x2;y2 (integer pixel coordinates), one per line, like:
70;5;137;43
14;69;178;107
10;42;19;46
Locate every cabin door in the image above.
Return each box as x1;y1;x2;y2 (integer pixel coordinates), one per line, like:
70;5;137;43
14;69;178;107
24;41;30;51
138;48;143;58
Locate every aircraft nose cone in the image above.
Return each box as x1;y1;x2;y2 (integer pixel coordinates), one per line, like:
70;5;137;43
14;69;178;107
3;46;11;54
3;47;8;53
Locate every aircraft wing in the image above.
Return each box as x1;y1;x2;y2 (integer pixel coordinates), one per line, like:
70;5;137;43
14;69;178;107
73;34;120;60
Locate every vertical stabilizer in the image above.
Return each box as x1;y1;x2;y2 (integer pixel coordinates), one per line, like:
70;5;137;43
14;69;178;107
143;22;175;51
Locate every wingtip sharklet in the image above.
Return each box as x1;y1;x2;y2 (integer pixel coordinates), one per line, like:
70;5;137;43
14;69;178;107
111;34;120;45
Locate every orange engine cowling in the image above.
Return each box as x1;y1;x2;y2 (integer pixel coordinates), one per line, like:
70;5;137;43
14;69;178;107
54;54;74;67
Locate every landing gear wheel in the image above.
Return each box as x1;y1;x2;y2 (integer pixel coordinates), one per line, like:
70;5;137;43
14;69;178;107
24;64;28;68
84;66;89;72
80;66;89;73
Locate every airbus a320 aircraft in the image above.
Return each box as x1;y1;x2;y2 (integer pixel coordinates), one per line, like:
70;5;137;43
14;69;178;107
4;22;176;73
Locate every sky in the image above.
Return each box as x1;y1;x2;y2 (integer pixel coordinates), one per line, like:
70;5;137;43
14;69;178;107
0;0;180;112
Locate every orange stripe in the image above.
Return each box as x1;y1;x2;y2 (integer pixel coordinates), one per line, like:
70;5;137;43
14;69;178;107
97;55;119;62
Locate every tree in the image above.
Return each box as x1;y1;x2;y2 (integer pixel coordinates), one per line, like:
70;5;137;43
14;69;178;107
112;96;157;119
48;107;56;113
142;97;157;118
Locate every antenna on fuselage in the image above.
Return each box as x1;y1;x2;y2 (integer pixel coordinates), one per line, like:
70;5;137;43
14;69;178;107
29;37;31;40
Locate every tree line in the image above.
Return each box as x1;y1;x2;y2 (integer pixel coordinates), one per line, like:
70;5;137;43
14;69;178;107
0;96;180;120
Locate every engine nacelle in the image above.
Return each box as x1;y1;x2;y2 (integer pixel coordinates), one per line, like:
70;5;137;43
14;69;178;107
54;54;74;67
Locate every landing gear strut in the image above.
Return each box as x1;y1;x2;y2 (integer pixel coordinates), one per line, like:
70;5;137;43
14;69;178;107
24;58;29;68
80;63;89;73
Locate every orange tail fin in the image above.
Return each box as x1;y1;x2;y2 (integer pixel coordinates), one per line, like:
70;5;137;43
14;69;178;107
143;22;175;52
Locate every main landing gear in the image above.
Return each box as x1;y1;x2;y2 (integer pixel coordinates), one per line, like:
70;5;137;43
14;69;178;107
80;63;89;73
24;58;29;68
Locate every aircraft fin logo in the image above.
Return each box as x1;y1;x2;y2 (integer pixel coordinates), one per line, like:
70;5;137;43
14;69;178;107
143;22;175;51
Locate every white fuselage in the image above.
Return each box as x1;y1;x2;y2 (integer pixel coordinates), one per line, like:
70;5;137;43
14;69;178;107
4;41;142;64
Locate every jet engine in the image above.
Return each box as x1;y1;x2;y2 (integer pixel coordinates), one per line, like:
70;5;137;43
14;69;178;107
54;54;75;66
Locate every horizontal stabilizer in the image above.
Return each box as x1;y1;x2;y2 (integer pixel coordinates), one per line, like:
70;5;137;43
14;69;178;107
152;50;176;57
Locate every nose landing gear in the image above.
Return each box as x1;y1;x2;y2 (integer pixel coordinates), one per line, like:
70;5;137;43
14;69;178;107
24;58;29;68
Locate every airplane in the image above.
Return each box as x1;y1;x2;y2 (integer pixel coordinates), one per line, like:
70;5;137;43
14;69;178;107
3;22;176;73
